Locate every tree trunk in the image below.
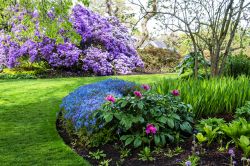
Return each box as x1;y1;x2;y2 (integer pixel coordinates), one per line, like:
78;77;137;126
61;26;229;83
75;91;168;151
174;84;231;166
136;0;157;48
219;0;245;76
106;0;112;16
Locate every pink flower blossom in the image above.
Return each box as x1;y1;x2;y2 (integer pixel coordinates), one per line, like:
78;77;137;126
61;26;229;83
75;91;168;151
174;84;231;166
146;124;157;134
142;84;150;91
105;95;116;103
171;90;180;96
134;91;142;98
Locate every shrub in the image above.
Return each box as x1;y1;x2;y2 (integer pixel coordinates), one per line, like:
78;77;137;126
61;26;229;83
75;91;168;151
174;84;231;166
195;117;250;157
176;52;210;78
195;118;226;133
60;79;136;131
224;53;250;77
220;118;250;146
94;86;193;148
153;76;250;117
0;73;37;79
0;4;143;76
138;46;180;73
235;101;250;121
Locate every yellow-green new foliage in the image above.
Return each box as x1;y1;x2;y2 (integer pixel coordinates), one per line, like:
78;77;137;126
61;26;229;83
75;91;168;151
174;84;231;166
154;76;250;117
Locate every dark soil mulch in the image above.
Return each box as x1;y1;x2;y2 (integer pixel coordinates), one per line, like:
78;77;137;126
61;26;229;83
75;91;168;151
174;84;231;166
56;113;243;166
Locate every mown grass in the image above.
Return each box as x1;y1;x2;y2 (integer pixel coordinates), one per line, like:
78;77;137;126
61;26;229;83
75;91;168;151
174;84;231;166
0;74;176;166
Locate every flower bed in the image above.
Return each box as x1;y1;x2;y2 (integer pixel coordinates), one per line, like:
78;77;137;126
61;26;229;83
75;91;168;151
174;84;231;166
58;79;250;165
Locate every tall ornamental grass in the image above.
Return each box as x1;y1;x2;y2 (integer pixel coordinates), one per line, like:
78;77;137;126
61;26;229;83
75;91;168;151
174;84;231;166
153;76;250;118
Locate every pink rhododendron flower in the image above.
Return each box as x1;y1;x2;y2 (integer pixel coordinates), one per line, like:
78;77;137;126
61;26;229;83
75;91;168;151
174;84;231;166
146;124;157;134
171;90;180;96
105;95;116;103
134;91;142;98
142;84;150;91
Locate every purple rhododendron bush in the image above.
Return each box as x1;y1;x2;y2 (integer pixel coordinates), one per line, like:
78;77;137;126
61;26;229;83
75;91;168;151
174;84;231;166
0;4;143;76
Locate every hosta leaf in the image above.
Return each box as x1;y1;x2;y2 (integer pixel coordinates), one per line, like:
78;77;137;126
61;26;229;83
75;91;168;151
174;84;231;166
120;135;130;141
166;118;175;128
154;135;161;145
121;101;128;108
114;113;122;120
158;116;168;124
138;102;144;110
166;134;174;142
171;114;180;120
239;135;250;146
134;137;142;148
125;137;134;146
160;134;166;145
103;114;113;123
180;122;192;133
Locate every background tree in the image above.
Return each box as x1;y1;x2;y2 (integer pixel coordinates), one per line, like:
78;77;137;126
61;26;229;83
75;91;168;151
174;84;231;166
133;0;250;77
89;0;137;30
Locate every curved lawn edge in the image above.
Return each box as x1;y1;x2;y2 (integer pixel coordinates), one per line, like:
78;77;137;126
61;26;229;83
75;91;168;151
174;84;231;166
0;74;175;165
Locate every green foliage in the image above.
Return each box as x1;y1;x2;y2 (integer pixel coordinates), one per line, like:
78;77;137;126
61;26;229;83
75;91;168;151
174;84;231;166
99;159;112;166
78;0;90;6
196;118;225;133
203;124;220;145
181;155;200;166
0;62;48;79
76;127;115;148
238;135;250;157
177;52;210;77
138;147;154;161
220;118;250;145
3;0;81;45
89;150;106;160
235;101;250;121
96;88;193;148
0;73;37;79
196;133;207;144
138;47;180;73
153;76;250;117
225;53;250;77
195;118;225;145
119;148;131;159
164;146;183;157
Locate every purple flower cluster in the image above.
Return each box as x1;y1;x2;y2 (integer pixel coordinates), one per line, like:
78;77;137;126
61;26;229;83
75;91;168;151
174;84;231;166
82;47;113;75
47;42;81;68
71;5;143;75
0;4;143;75
0;5;81;69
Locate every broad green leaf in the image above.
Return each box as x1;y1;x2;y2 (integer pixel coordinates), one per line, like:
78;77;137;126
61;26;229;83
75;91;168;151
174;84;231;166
166;118;175;129
125;137;134;146
154;135;160;145
104;114;113;123
120;135;130;141
138;102;144;110
121;101;128;108
160;134;166;145
134;137;142;148
158;116;167;124
180;122;192;133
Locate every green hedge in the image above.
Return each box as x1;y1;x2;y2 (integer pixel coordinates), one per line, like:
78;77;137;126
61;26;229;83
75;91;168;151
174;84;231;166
225;53;250;77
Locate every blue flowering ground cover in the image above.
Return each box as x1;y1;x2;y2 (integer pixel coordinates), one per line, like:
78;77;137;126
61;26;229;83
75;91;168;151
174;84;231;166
60;79;135;130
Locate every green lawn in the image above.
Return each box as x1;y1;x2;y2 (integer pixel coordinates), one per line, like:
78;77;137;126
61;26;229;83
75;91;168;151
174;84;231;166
0;74;176;166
